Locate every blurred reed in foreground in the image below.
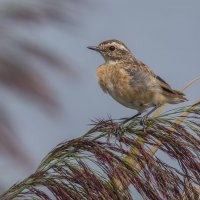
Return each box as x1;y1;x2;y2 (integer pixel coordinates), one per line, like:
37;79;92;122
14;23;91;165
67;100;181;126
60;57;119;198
0;0;86;166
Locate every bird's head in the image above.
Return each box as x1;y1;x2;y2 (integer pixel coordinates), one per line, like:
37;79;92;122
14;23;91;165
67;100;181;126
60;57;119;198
87;39;134;63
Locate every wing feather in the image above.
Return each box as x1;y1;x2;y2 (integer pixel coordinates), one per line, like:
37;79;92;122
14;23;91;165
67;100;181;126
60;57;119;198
123;60;187;102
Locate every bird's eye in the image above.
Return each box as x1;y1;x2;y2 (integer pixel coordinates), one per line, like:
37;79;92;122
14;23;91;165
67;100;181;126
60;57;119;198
109;46;115;51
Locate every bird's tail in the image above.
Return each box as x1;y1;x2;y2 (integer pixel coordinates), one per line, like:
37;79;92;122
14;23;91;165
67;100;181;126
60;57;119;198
166;90;188;104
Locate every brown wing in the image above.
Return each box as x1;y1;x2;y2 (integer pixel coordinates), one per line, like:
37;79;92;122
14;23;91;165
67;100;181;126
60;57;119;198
131;60;185;96
155;75;186;97
123;60;187;103
123;60;156;89
156;75;176;94
157;75;187;102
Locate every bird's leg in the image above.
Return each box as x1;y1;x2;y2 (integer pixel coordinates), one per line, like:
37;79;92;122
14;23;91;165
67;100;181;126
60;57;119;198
121;112;142;124
140;105;160;130
114;112;141;138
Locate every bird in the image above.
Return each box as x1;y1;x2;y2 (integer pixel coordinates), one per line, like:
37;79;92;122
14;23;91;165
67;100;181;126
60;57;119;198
87;39;187;125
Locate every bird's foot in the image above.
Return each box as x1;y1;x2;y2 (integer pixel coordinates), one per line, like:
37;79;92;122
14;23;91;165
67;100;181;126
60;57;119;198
113;123;122;133
140;115;148;132
113;124;126;142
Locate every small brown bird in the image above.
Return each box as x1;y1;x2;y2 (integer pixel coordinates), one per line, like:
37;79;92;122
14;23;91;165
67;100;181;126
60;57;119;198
87;39;187;124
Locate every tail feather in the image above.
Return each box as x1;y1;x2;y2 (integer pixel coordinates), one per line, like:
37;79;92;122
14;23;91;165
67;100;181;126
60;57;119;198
166;90;188;104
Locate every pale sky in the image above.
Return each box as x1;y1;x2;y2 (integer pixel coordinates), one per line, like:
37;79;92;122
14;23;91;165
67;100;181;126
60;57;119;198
1;0;200;198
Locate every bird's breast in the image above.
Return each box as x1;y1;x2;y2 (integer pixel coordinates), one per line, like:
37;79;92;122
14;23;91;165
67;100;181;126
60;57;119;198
97;65;139;106
96;65;129;94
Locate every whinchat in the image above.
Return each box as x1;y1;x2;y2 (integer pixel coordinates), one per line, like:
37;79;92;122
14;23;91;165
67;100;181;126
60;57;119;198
87;39;187;124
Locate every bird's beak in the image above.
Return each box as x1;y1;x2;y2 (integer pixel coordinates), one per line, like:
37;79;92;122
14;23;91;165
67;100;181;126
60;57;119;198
87;46;99;51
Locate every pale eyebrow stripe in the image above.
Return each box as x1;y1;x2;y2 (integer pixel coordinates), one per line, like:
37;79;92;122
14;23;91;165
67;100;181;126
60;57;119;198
109;42;128;51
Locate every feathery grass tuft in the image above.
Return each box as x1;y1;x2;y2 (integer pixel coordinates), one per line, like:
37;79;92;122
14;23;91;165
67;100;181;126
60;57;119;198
1;104;200;200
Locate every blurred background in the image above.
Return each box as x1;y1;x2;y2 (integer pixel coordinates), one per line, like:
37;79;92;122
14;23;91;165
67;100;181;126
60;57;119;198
0;0;199;196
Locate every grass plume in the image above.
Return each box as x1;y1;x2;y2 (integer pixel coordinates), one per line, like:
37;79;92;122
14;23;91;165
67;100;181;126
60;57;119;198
1;103;200;200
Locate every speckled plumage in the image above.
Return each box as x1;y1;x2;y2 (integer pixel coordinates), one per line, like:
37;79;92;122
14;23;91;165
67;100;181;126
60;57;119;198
88;39;187;114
